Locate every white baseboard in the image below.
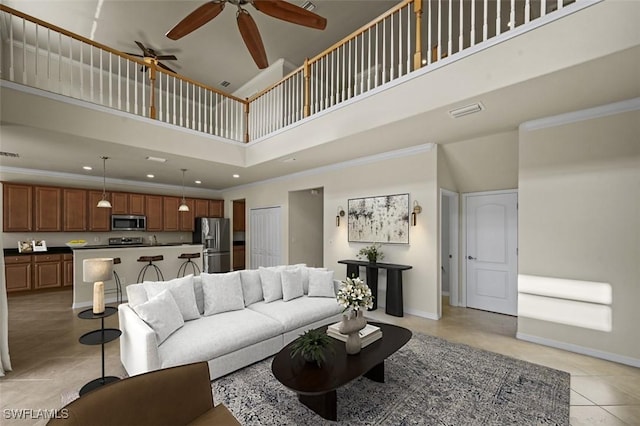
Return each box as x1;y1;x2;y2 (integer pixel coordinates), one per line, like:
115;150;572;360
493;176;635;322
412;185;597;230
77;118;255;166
516;332;640;368
404;307;440;320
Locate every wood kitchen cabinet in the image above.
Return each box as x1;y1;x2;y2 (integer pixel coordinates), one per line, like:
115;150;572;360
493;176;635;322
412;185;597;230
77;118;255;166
129;193;145;215
145;195;163;231
179;199;196;231
163;196;180;231
209;200;224;218
5;256;32;292
233;200;246;231
2;183;33;232
233;245;245;270
88;191;112;231
35;186;62;231
63;254;73;287
33;254;63;289
194;199;210;218
112;192;145;215
63;188;87;231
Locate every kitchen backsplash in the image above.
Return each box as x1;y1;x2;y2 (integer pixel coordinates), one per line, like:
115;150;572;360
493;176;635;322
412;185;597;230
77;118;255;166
3;231;193;250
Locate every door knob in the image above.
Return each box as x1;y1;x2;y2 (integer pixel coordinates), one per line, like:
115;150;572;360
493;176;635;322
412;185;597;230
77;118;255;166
467;256;476;260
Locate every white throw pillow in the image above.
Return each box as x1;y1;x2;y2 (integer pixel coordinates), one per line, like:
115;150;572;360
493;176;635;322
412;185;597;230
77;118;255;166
193;275;205;315
133;289;184;345
308;269;336;298
126;283;148;307
259;267;283;303
201;272;245;316
240;269;263;306
302;266;327;294
281;268;303;302
144;275;200;321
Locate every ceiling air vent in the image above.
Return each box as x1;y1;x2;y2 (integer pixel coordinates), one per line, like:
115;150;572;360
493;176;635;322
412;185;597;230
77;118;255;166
220;80;231;88
448;102;484;118
0;151;20;158
301;1;316;11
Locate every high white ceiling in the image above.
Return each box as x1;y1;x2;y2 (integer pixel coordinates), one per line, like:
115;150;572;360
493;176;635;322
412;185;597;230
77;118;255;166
4;0;400;93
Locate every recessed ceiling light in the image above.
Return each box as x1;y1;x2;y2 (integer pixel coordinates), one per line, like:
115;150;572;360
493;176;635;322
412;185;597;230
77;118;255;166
146;156;167;163
233;174;240;178
195;180;202;184
83;166;93;170
146;174;154;178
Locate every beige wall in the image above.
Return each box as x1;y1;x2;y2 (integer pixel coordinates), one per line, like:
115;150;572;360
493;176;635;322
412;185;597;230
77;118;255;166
518;108;640;363
223;146;440;318
288;188;324;267
439;131;518;193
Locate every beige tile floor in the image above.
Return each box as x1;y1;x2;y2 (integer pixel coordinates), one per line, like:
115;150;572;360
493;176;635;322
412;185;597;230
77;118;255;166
1;290;639;425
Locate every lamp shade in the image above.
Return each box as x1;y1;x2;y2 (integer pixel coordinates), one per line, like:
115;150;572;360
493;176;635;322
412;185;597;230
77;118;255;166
83;258;113;282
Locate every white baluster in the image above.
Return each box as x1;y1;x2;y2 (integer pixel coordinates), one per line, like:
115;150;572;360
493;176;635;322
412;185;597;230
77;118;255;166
382;19;387;83
483;0;488;41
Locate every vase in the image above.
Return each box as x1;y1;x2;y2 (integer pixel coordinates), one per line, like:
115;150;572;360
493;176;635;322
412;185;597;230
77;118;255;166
338;309;367;355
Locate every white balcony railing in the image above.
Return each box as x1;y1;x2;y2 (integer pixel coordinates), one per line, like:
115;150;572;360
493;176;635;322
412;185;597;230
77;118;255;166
0;1;584;143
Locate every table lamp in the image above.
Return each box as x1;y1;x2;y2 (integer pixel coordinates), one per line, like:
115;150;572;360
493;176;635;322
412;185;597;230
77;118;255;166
83;258;114;314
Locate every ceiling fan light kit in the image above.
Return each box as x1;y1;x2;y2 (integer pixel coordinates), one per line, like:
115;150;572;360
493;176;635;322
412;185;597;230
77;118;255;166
166;0;327;69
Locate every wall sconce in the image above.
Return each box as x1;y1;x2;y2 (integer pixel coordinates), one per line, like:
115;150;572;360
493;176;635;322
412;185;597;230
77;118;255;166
336;206;345;227
411;200;422;226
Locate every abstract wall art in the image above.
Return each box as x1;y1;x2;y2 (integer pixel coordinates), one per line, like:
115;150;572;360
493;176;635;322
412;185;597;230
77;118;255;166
348;193;409;244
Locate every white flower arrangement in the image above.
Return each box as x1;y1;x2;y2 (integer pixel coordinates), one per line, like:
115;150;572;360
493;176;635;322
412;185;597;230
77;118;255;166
336;276;374;312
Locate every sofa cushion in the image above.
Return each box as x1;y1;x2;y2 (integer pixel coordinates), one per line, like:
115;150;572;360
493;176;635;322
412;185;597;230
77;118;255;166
301;266;325;294
133;290;184;344
157;309;283;368
248;296;342;332
281;268;303;302
308;269;336;298
258;267;283;303
201;272;245;316
239;269;263;306
144;275;200;321
126;283;148;307
193;276;205;315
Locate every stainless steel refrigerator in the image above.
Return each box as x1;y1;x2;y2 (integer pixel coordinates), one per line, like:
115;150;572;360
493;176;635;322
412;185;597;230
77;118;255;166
193;218;231;273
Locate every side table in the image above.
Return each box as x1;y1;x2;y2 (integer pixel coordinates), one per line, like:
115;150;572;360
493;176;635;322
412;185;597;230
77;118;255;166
78;306;121;396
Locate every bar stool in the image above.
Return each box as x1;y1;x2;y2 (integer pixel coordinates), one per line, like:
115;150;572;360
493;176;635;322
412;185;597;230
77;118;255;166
136;255;164;283
104;257;123;304
177;253;201;278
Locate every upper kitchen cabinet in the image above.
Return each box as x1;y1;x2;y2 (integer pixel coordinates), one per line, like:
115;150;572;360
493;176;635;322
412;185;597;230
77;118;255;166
112;192;145;215
233;200;246;232
194;199;210;218
145;195;163;232
209;200;224;218
162;196;180;231
179;199;196;231
88;190;111;232
35;186;62;232
3;183;33;232
63;188;87;231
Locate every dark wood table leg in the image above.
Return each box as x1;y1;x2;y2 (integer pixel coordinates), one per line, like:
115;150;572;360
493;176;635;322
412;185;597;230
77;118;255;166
365;265;379;310
385;269;404;317
298;390;337;421
346;264;359;279
364;361;385;383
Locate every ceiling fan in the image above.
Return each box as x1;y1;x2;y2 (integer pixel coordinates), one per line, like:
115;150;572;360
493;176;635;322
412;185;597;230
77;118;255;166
125;41;179;73
166;0;327;69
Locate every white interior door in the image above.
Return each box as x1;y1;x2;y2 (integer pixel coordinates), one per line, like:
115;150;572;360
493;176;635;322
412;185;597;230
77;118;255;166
465;191;518;316
250;206;282;268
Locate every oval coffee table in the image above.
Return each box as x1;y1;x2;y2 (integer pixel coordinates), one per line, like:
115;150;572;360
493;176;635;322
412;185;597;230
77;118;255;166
271;322;412;421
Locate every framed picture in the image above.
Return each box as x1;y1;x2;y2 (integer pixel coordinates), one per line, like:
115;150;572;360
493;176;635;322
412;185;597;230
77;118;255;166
32;240;47;252
18;240;33;253
348;193;410;244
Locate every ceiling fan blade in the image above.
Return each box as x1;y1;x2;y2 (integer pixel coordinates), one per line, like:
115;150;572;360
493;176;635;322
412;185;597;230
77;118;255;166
157;62;177;74
252;0;326;30
167;1;226;40
237;9;268;69
135;40;153;56
156;55;178;61
124;52;145;58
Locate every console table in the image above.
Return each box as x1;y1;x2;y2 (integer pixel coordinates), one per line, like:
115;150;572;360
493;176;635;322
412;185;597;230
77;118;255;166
78;306;121;395
337;260;412;317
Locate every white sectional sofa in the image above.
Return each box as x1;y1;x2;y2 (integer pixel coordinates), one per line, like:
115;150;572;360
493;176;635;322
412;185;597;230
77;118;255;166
118;265;343;380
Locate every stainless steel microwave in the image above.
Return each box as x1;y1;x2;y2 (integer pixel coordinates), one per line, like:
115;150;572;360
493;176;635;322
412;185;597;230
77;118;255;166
111;215;146;231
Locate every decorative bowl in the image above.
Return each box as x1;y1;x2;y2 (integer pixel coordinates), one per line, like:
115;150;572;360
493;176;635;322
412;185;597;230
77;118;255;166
65;241;88;248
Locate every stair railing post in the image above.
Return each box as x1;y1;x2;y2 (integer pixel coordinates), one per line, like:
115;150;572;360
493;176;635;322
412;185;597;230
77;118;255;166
413;0;423;70
303;58;310;117
244;100;250;143
149;61;157;120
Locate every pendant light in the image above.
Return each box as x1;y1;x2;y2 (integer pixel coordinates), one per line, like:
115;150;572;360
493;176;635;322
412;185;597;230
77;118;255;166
178;168;190;212
97;156;112;208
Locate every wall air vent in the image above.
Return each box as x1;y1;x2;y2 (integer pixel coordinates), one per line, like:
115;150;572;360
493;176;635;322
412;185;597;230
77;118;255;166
448;102;484;118
301;1;316;11
0;151;20;158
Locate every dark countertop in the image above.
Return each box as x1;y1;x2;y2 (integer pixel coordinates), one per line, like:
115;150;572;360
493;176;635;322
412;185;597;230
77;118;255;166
4;246;72;256
71;242;195;250
233;241;246;247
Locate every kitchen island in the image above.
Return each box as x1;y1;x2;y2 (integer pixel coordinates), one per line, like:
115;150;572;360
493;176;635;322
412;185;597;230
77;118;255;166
71;244;202;309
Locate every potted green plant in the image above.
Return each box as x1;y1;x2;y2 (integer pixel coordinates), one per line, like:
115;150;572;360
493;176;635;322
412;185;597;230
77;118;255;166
290;328;334;367
357;242;384;263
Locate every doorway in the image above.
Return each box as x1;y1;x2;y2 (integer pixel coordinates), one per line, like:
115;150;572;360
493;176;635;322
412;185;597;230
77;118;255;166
462;190;518;316
249;206;282;268
440;189;459;310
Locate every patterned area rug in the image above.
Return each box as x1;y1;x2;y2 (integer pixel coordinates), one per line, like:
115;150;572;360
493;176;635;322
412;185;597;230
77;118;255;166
214;333;569;425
